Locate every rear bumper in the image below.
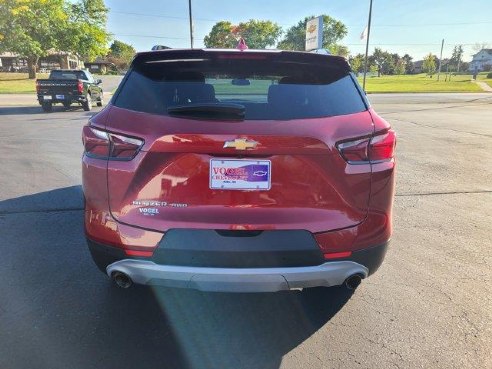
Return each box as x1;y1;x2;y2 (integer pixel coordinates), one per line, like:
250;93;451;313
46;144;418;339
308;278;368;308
37;94;86;104
88;237;388;292
106;259;368;293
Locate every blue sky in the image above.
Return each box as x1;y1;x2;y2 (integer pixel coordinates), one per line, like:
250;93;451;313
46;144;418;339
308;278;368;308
105;0;492;61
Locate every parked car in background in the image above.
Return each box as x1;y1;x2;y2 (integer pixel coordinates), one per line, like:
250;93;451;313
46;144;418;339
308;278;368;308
36;69;103;112
82;48;396;293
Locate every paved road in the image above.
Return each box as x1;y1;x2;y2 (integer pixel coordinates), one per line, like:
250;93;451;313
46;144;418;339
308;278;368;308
0;75;123;106
0;94;490;369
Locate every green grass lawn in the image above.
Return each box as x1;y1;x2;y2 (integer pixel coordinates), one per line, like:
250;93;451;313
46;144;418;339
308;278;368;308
475;72;492;88
358;73;483;93
0;72;49;94
1;71;487;94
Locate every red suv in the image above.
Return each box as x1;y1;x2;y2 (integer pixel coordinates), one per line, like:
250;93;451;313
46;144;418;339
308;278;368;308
82;49;396;292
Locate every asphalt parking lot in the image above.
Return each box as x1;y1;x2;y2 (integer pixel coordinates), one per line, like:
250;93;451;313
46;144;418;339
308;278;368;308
0;93;491;369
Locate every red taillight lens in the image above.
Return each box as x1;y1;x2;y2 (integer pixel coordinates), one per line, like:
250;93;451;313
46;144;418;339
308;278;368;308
337;129;396;164
82;126;143;160
82;126;110;157
368;129;396;162
337;137;370;162
110;133;144;159
77;79;83;93
35;80;40;93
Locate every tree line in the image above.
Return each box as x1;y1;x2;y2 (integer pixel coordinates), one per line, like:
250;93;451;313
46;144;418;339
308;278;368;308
204;15;348;56
0;0;110;78
0;1;470;79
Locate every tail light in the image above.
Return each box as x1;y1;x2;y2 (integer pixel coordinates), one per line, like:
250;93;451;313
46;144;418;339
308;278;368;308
82;126;144;160
35;80;40;94
77;79;83;93
337;129;396;164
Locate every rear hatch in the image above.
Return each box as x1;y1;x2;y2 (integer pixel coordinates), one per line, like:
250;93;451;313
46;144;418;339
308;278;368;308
105;50;374;233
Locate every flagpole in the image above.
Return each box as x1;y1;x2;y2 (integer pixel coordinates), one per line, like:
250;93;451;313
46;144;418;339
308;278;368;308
188;0;194;48
362;0;373;91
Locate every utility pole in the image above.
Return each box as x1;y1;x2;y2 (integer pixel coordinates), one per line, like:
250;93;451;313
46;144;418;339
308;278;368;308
188;0;194;48
437;39;444;81
362;0;373;91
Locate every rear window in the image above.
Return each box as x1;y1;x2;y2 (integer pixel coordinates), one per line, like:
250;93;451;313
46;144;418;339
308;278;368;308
50;70;86;80
114;54;366;120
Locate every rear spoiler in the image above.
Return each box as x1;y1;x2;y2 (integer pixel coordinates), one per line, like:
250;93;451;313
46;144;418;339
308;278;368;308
131;49;350;72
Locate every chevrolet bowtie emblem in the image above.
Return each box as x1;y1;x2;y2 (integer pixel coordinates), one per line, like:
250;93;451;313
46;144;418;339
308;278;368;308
307;24;317;34
223;138;258;150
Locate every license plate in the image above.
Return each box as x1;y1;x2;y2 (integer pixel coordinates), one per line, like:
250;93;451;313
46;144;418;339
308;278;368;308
55;94;64;99
210;159;271;190
43;96;52;100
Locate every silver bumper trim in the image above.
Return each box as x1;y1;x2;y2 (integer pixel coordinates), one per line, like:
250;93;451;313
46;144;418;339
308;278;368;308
106;260;368;293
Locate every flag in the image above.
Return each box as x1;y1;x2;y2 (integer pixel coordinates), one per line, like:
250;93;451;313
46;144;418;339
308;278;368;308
360;26;368;41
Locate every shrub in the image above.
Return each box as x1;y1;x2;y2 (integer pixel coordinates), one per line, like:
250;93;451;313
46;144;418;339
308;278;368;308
487;72;492;79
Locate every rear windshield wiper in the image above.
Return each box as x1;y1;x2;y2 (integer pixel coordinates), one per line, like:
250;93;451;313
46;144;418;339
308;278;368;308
167;103;245;120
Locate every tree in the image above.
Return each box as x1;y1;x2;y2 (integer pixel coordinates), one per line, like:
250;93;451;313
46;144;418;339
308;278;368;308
423;53;437;76
394;59;406;75
472;42;490;53
0;0;109;79
204;20;282;49
349;53;364;74
277;15;347;51
0;0;68;78
370;48;394;77
204;21;238;48
450;45;464;72
107;40;136;69
64;0;110;62
402;54;414;74
235;20;282;49
330;44;349;57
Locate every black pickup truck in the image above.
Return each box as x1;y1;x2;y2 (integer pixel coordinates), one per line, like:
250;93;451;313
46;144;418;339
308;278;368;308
36;69;103;112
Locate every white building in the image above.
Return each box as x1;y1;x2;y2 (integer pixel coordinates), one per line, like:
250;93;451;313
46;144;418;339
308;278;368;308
469;49;492;72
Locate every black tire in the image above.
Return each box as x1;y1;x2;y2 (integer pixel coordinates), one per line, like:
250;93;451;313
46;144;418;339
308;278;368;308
41;102;52;112
83;93;92;111
96;97;103;107
62;101;71;108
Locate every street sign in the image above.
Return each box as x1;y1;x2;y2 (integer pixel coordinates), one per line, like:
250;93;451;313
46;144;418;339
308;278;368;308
305;16;323;51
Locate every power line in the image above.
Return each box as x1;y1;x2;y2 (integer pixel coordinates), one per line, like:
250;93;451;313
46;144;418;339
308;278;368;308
113;34;479;46
368;21;492;27
111;10;223;23
111;10;492;28
114;34;205;41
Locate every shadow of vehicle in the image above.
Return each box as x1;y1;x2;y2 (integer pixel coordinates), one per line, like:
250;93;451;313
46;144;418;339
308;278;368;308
0;186;355;369
0;105;102;116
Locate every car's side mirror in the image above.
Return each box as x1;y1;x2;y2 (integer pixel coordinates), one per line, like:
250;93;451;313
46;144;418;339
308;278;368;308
96;79;102;85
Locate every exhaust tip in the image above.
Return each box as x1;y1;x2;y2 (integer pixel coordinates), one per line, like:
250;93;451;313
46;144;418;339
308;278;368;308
344;274;363;290
112;271;133;289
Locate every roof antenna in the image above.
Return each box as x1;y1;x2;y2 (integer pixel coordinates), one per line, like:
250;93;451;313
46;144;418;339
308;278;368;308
237;38;248;51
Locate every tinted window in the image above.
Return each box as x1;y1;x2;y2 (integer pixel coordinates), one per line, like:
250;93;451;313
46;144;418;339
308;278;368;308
50;70;87;80
114;56;366;120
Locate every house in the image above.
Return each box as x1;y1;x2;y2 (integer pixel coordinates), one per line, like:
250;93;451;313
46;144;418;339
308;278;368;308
0;52;23;71
413;60;424;74
412;58;448;74
469;49;492;72
0;51;82;72
83;58;116;74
